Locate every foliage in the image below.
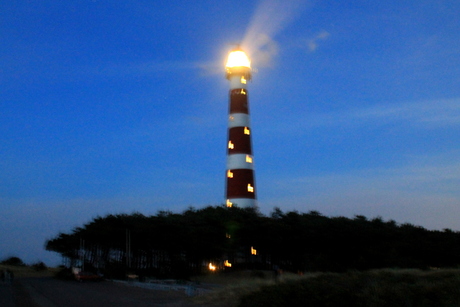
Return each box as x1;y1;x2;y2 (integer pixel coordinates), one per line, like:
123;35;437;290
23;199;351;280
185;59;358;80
1;256;26;266
238;269;460;307
31;261;47;271
45;206;460;279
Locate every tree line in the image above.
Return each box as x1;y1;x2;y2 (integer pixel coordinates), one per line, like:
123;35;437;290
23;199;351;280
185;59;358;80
45;206;460;278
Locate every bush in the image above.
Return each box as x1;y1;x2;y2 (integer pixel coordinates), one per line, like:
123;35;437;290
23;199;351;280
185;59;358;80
31;261;47;271
1;256;26;266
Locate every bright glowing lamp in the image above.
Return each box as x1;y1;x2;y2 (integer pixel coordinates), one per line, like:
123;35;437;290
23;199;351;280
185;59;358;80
225;48;252;81
226;50;251;68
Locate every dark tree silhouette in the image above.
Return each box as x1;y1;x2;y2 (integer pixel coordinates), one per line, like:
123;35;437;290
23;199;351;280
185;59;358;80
45;205;460;278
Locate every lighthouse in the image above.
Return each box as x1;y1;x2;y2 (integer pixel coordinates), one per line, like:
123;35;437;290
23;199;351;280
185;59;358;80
225;48;256;208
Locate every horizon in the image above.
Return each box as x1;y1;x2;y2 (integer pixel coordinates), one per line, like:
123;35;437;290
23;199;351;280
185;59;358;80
1;204;456;267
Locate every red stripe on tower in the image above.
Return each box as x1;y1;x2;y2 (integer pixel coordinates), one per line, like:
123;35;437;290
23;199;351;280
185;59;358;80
225;48;256;208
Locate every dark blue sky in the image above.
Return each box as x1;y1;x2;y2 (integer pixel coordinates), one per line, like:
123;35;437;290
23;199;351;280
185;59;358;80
1;0;460;265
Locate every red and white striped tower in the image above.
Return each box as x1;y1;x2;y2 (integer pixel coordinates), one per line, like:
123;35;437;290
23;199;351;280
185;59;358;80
225;48;256;208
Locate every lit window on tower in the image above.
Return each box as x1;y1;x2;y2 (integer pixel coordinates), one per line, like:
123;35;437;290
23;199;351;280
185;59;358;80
227;170;233;178
240;89;246;95
241;76;247;84
251;246;257;255
244;127;250;135
224;260;232;267
246;155;253;163
226;199;233;207
228;141;234;149
247;184;254;193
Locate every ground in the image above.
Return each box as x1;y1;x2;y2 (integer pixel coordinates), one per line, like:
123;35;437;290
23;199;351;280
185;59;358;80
0;265;298;307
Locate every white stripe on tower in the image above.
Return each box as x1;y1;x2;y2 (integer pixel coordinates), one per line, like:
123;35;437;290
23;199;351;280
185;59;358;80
225;48;256;208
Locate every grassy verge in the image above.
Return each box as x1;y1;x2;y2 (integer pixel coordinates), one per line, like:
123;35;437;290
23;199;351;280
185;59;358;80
0;264;59;278
238;269;460;307
190;270;315;307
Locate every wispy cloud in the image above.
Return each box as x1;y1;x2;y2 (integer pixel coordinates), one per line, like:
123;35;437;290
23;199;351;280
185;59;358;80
257;97;460;229
87;59;230;80
90;60;203;77
350;98;460;128
270;97;460;134
259;150;460;230
242;0;311;67
307;30;330;52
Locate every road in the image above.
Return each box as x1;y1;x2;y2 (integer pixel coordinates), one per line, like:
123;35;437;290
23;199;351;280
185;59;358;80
2;278;208;307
